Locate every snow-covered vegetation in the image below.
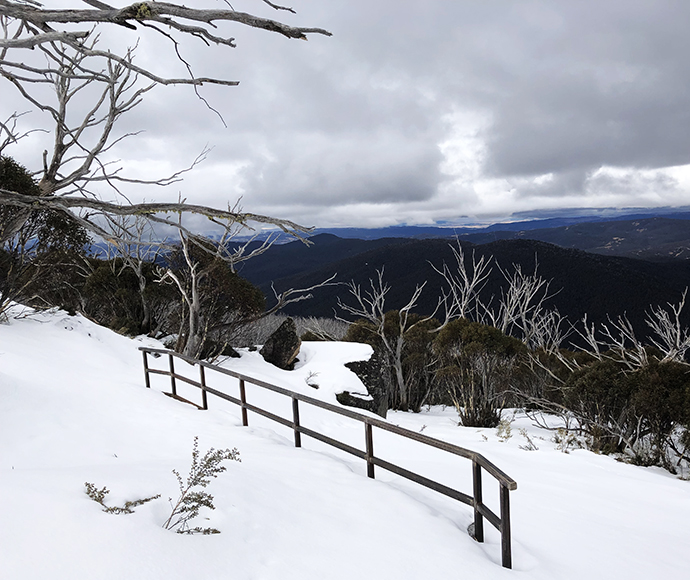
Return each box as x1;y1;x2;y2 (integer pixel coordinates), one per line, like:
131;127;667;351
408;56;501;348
1;305;689;579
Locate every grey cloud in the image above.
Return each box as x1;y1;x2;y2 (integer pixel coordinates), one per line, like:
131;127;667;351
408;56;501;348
473;1;690;177
588;168;681;198
514;170;589;200
5;0;690;227
193;0;690;221
237;129;443;205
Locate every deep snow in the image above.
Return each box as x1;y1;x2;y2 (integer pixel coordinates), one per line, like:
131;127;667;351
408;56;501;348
1;306;689;579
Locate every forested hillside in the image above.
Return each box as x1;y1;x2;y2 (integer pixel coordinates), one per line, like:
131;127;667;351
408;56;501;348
239;235;690;336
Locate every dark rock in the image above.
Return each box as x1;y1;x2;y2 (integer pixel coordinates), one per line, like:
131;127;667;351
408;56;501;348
344;348;390;418
336;390;374;412
224;345;241;358
199;341;240;359
260;317;301;370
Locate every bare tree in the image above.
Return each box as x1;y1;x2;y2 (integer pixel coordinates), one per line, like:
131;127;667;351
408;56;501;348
521;291;690;429
434;241;561;349
337;268;440;411
567;291;690;370
156;210;336;358
645;289;690;363
431;239;492;323
0;1;335;345
485;261;557;346
102;213;163;332
156;210;276;358
0;1;330;248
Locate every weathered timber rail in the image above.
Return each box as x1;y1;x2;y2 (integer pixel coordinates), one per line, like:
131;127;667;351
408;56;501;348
140;346;518;568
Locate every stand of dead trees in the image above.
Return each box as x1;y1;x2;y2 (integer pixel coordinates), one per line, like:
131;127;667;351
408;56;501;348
337;240;690;474
337;243;554;417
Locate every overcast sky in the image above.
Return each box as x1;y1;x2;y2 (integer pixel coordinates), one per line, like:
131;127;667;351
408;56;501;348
5;0;690;229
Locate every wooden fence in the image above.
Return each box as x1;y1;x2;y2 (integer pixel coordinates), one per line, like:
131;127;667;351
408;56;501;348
140;346;518;568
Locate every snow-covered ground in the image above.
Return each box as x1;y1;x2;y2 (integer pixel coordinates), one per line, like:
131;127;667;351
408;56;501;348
1;306;689;579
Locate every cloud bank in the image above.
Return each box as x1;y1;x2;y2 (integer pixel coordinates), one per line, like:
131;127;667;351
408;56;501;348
3;0;690;228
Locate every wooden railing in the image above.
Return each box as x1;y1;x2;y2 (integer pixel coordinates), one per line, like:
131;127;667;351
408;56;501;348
140;346;518;568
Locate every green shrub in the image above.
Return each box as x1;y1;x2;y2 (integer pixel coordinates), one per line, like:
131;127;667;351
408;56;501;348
1;156;89;315
563;360;634;454
433;319;526;427
558;358;690;469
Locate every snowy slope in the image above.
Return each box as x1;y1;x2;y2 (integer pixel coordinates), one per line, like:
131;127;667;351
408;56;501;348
1;307;689;579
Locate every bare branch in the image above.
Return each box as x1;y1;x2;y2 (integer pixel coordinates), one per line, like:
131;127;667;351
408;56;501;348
0;29;89;48
0;111;47;154
528;307;572;354
432;239;493;323
0;188;313;236
265;273;338;316
599;315;648;370
1;2;332;42
261;1;296;14
645;289;690;363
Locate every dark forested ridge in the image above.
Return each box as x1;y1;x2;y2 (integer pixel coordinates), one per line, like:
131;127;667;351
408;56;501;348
235;234;411;283
238;235;690;334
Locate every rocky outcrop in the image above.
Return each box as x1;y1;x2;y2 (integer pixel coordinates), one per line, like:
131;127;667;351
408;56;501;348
260;317;301;370
343;348;390;418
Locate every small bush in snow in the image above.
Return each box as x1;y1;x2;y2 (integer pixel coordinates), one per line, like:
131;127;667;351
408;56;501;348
552;428;583;454
496;416;513;442
162;436;241;535
518;428;540;451
84;482;160;514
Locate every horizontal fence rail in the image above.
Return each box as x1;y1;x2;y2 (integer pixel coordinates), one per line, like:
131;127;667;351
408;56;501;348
140;346;517;568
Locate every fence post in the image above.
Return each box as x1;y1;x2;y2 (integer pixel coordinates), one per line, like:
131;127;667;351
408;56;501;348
199;364;208;410
292;397;302;448
500;484;512;569
142;350;151;389
168;353;177;396
472;460;484;543
365;422;375;479
239;379;248;426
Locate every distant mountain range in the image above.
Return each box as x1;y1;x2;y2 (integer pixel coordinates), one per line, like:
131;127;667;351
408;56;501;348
311;210;690;241
307;214;690;262
455;216;690;261
96;211;690;263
